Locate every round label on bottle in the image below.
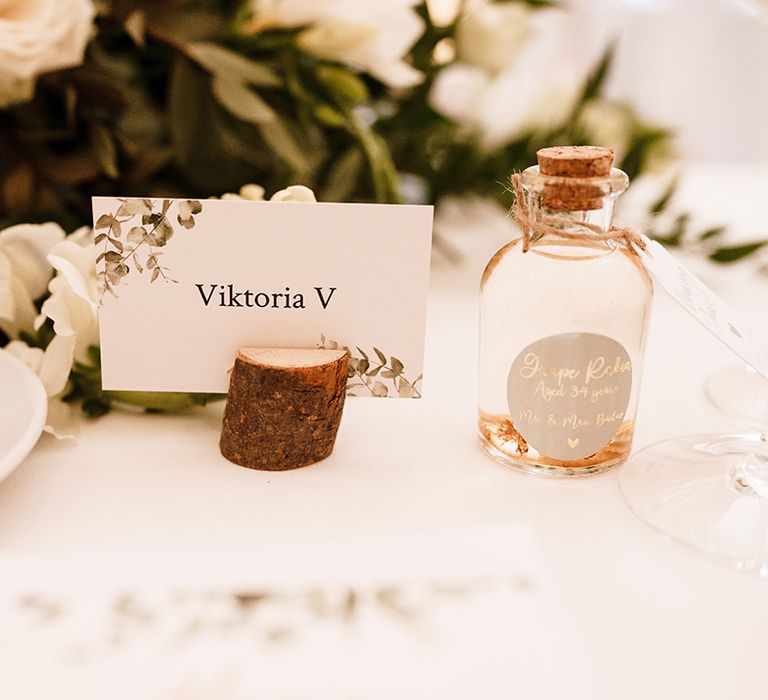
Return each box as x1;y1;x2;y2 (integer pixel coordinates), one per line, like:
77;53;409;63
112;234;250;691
506;333;632;461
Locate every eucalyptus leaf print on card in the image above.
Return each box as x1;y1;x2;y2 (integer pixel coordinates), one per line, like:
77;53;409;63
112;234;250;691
319;335;422;398
95;198;203;302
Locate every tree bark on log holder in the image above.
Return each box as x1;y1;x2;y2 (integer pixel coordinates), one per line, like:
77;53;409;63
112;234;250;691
220;347;350;471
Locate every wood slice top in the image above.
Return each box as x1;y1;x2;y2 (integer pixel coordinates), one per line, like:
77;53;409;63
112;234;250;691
237;347;348;369
537;146;614;178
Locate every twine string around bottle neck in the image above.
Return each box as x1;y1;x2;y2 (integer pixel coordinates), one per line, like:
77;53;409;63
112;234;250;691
509;173;647;254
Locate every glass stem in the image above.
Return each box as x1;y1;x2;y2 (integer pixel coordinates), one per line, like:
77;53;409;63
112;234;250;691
733;396;768;499
761;397;768;446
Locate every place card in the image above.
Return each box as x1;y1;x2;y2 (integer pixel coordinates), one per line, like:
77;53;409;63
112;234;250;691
93;197;433;396
636;238;768;381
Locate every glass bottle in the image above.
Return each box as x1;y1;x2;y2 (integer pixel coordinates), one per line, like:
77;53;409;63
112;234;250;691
478;147;653;477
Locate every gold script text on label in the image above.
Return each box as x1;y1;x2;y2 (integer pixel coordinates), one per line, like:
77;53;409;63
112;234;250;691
506;333;632;461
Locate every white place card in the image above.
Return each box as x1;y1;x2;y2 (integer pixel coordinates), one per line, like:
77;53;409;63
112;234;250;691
636;237;768;380
93;197;433;395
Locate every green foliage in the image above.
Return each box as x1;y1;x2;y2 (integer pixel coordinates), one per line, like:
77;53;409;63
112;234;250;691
709;241;767;263
1;0;677;229
3;1;760;421
95;198;201;299
64;345;224;417
642;183;768;264
318;335;422;398
576;43;616;107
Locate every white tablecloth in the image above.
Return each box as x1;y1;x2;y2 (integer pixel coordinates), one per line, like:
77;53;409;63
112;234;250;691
1;163;767;699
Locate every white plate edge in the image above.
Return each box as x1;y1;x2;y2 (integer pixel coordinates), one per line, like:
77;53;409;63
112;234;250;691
0;350;48;480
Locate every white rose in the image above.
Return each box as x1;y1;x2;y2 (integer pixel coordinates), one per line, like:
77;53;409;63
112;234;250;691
429;9;580;148
242;0;424;88
428;62;489;131
456;0;532;75
37;227;99;366
220;183;317;202
5;336;77;439
270;185;316;202
0;222;66;338
578;99;634;164
0;0;96;108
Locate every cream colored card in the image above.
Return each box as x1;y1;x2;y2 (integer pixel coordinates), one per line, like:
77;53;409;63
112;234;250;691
93;197;433;395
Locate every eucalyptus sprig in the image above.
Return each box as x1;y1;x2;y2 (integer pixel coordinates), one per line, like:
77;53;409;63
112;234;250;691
319;335;422;398
95;197;202;300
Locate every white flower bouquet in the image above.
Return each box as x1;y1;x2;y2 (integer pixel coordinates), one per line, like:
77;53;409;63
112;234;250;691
5;0;730;430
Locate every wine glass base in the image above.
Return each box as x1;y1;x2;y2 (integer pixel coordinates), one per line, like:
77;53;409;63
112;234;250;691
704;364;768;430
619;434;768;575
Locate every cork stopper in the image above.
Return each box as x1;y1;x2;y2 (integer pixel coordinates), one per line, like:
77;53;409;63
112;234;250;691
536;146;615;211
538;146;614;177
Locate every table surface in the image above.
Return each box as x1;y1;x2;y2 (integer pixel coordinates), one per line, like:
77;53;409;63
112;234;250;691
1;163;767;699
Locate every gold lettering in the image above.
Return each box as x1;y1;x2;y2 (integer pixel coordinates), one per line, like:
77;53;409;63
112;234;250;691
519;352;580;385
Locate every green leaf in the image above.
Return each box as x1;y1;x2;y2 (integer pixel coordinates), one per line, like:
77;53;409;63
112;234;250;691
316;65;369;105
649;176;678;215
186;42;281;87
348;113;400;203
258;119;310;175
82;397;111;417
87;345;101;367
699;226;726;241
620;127;671;181
579;43;615;104
313;103;346;128
95;214;114;230
372;381;388;397
178;200;194;219
211;77;276;124
653;213;689;247
117;200;150;217
104;391;223;411
168;57;259;193
127;226;145;243
709;241;768;263
518;0;558;6
322;148;364;201
146;219;173;246
398;383;416;398
90;123;119;179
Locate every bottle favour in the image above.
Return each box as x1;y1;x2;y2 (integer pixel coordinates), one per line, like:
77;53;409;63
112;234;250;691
478;146;653;476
